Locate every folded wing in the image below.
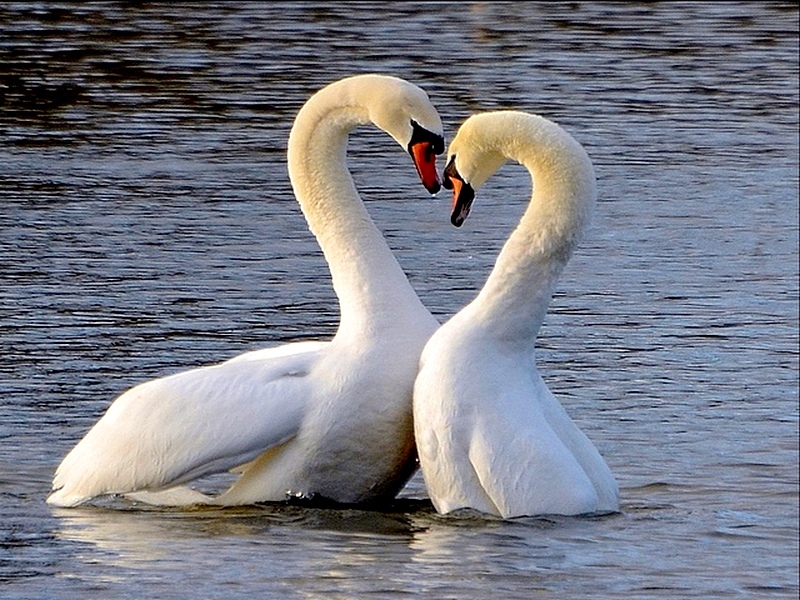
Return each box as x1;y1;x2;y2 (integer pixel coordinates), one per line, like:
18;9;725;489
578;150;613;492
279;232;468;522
47;342;326;507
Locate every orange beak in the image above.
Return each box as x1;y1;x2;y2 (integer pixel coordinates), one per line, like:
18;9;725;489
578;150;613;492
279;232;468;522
410;140;442;195
443;156;475;227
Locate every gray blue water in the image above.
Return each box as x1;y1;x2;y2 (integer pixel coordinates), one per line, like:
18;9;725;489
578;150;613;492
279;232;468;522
1;2;798;598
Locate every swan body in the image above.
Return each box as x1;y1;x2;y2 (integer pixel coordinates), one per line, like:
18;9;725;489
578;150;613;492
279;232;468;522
48;74;444;508
413;111;619;518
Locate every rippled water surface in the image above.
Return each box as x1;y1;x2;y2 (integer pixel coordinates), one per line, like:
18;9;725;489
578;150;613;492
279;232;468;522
2;2;798;599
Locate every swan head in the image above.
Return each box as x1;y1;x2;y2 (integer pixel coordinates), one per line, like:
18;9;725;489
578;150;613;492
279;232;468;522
292;75;444;195
442;141;507;228
442;111;596;230
441;112;516;227
358;75;445;194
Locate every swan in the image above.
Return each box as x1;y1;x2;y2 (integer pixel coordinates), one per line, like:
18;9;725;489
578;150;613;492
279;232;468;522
47;74;445;508
412;111;619;518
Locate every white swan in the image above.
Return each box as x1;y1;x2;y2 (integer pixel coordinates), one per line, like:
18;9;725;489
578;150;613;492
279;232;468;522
412;111;619;518
47;74;444;508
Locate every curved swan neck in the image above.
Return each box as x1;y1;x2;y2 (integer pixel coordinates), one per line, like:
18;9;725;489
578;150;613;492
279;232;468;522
466;113;597;344
286;77;429;338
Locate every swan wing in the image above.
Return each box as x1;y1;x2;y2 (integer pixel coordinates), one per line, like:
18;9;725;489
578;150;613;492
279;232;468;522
534;372;620;512
465;394;600;518
47;341;327;507
416;343;599;519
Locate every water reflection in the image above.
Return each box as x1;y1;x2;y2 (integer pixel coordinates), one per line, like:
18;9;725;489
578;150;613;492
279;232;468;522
52;501;425;598
52;497;615;597
53;500;423;555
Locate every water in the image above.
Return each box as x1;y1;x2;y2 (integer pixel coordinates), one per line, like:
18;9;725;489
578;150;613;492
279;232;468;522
1;2;798;598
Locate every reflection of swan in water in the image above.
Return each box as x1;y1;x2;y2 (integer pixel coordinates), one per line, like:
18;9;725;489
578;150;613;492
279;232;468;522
47;74;444;508
407;515;578;594
52;504;419;590
53;507;187;564
413;111;618;518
